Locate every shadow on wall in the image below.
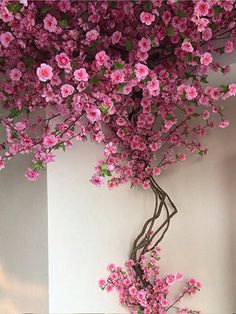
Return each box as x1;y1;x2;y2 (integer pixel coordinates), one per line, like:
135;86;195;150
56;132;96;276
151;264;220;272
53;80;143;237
225;153;236;309
0;260;47;314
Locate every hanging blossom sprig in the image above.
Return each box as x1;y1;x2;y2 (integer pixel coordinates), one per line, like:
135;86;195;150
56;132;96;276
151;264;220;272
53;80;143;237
0;0;235;187
99;246;202;314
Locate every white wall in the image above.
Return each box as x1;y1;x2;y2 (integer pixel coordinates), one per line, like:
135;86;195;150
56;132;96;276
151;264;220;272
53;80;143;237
0;154;49;313
47;67;236;313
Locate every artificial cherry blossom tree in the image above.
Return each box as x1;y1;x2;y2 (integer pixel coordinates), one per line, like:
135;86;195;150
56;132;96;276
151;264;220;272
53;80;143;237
0;0;236;313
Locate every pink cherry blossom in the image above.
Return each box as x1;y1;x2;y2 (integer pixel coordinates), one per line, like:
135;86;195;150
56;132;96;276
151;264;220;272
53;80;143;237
43;14;58;33
104;142;117;156
186;86;198;100
225;40;234;53
95;50;109;67
61;84;75;98
74;68;89;82
140;12;155;25
55;52;71;69
87;107;101;123
0;31;14;48
219;120;230;128
111;31;122;44
90;174;104;186
134;63;149;80
229;83;236;96
0;156;5;170
43;134;58;148
200;52;213;66
181;41;194;52
110;70;125;84
36;64;53;82
9;68;22;81
194;1;209;16
25;168;39;181
86;29;99;42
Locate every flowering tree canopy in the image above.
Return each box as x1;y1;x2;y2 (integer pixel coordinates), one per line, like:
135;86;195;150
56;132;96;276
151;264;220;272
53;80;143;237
0;0;236;313
0;0;235;188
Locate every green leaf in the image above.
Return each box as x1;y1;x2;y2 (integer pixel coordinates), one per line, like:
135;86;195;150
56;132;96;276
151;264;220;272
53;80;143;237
8;108;21;119
138;308;143;314
177;9;188;18
40;6;51;15
165;114;173;121
90;75;99;86
32;161;45;171
150;35;157;48
220;84;229;92
7;2;23;13
109;1;117;8
125;39;133;52
213;5;222;16
113;62;124;70
193;56;200;64
99;105;109;115
60;18;69;28
101;164;107;172
186;53;193;62
99;66;106;76
151;104;158;114
118;83;126;93
145;2;153;11
166;26;175;37
23;56;35;68
11;130;18;139
198;150;204;156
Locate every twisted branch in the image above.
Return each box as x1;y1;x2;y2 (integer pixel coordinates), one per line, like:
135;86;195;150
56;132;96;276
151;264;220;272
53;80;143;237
130;176;178;284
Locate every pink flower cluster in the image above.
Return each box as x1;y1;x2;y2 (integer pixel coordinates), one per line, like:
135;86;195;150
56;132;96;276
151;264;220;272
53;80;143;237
0;0;235;189
100;247;201;314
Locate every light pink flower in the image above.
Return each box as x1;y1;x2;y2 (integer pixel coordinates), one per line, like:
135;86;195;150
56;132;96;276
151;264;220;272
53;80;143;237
209;87;220;100
36;63;53;82
104;142;117;156
138;38;151;52
90;174;104;186
0;156;5;170
110;70;125;84
166;274;175;285
225;40;234;53
61;84;75;98
98;279;106;287
181;41;194;52
25;168;39;181
229;83;236;96
129;286;137;296
200;52;213;66
219;120;230;128
10;68;22;81
87;107;101;123
186;86;197;100
134;63;149;80
86;29;99;42
74;68;89;81
153;167;161;176
111;31;122;44
58;0;71;12
95;50;109;67
55;52;71;69
43;14;58;33
140;12;155;25
147;79;160;96
202;27;212;41
203;110;210;120
43;134;58;147
194;1;209;16
0;32;14;48
175;272;183;281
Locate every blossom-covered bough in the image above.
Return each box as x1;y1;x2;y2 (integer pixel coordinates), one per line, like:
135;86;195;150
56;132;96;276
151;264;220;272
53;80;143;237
0;0;236;313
